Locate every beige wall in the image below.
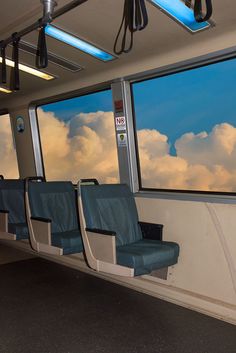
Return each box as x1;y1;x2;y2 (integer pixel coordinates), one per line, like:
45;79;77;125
136;196;236;309
10;108;37;178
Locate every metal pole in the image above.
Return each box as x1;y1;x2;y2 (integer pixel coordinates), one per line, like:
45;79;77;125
53;0;88;20
41;0;57;22
1;0;89;47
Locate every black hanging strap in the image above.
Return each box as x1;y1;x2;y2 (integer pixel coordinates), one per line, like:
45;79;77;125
134;0;148;31
194;0;212;23
114;0;134;55
10;33;20;91
185;0;213;23
114;0;148;55
0;41;7;84
36;22;48;69
185;0;192;8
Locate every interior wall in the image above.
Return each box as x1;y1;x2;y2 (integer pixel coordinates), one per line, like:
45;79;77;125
136;196;236;311
10;108;37;178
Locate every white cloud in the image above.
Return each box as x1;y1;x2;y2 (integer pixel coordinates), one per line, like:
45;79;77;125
175;123;236;171
139;124;236;191
37;109;119;183
37;109;236;192
137;129;169;158
0;114;19;178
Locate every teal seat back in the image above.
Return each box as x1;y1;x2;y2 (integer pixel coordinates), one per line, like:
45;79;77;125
81;184;142;246
28;181;79;234
0;180;26;224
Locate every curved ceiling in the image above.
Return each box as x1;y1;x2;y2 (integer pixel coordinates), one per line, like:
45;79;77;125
0;0;235;106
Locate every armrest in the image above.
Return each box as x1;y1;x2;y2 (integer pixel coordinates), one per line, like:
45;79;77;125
86;228;116;236
0;210;9;214
31;217;52;245
86;228;116;264
31;217;52;223
80;178;99;185
0;211;8;232
139;221;163;241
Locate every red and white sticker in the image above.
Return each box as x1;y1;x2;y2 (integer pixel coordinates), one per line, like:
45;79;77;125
115;116;126;131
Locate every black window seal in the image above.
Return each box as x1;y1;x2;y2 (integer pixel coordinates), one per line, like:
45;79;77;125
33;84;113;183
131;54;236;196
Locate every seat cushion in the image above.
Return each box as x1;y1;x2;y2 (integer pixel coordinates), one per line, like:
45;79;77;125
51;230;83;255
117;239;180;276
8;223;29;240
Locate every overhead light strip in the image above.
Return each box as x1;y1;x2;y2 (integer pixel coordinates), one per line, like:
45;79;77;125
0;87;12;94
0;57;55;81
149;0;211;32
45;25;115;62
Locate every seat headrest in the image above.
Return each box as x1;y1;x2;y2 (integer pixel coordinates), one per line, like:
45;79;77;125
0;179;25;223
28;181;78;234
0;179;24;190
81;184;142;246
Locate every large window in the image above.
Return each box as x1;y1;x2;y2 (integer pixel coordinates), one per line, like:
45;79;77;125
37;89;119;184
132;59;236;193
0;113;19;178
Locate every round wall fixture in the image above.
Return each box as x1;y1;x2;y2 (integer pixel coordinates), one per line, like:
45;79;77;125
16;116;25;133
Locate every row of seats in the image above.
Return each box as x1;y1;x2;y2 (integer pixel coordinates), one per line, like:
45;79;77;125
0;179;28;240
0;176;180;277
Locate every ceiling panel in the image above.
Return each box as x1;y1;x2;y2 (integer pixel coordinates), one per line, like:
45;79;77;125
0;0;236;103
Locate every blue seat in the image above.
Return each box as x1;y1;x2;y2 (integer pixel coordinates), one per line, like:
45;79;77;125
117;239;179;276
28;181;83;255
51;230;83;255
0;180;29;240
81;184;179;276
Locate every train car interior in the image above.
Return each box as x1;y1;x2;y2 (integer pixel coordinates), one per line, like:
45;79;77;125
0;1;235;352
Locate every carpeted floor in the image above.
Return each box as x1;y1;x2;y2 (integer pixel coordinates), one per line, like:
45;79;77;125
0;244;235;353
0;242;34;265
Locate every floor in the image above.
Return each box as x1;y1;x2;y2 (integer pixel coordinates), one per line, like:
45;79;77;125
0;242;34;265
0;243;235;353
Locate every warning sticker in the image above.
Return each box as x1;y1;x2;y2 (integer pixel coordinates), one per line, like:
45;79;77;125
115;116;126;131
117;133;127;147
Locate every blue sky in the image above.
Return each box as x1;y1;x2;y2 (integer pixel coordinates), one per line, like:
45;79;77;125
41;58;236;156
42;89;113;122
133;58;236;154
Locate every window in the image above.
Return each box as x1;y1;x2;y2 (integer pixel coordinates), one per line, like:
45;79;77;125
132;59;236;193
0;113;19;178
149;0;210;33
37;89;119;184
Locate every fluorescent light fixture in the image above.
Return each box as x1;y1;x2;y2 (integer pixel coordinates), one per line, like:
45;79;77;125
0;87;12;94
150;0;211;32
45;25;115;62
0;57;55;81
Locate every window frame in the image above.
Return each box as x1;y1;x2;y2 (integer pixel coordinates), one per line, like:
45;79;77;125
29;44;236;200
34;83;118;183
131;55;236;196
0;110;19;178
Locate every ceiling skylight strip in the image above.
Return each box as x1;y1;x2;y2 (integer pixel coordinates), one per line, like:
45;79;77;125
45;25;115;62
0;57;55;81
0;87;12;94
150;0;211;32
